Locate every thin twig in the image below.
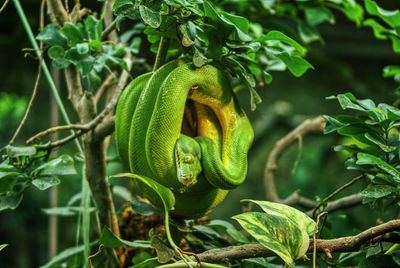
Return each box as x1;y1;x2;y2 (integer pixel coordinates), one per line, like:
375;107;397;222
307;193;363;217
312;175;364;218
101;18;118;39
95;74;115;104
313;212;328;268
7;0;46;147
153;36;170;71
101;0;118;42
0;0;10;13
88;244;104;268
175;248;194;268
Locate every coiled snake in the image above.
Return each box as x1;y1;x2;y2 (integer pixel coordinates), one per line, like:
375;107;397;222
115;60;254;218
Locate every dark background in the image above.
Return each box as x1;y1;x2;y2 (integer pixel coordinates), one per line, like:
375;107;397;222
0;0;399;267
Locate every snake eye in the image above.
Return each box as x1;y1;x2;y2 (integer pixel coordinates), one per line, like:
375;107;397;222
184;155;192;163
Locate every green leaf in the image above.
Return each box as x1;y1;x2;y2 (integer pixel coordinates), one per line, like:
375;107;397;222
219;11;252;41
42;206;96;216
276;53;314;77
39;241;98;268
0;191;23;211
364;18;392;40
76;43;89;54
0;172;19;193
112;0;141;20
361;185;399;198
364;0;400;28
243;200;316;236
139;5;161;28
60;23;84;47
340;0;364;26
242;258;268;267
193;48;211;67
356;152;400;178
363;19;400;53
130;37;142;54
207;219;236;231
131;199;160;216
98;226;152;248
32;177;60;190
47;46;70;69
323;115;347;134
297;21;322;44
150;230;176;263
131;257;160;268
88;40;103;51
364;133;397;152
35;155;77;176
383;65;400;77
111;173;175;212
226;228;250;243
233;212;308;267
64;48;95;75
36;24;67;47
85;16;103;41
7;146;36;158
305;7;335;26
219;11;249;34
256;30;307;56
337;93;365;111
0;244;7;252
112;185;133;201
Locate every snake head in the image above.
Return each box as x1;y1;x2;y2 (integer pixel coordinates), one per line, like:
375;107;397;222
175;135;202;187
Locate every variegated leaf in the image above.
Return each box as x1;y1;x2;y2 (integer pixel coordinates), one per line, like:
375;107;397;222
233;212;309;267
243;199;316;235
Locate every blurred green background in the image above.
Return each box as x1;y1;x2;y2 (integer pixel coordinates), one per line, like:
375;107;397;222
0;0;399;267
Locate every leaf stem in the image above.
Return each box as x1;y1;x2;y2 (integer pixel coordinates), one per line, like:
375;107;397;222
164;210;193;265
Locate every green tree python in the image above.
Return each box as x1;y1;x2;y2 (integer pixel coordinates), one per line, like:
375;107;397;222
115;60;254;218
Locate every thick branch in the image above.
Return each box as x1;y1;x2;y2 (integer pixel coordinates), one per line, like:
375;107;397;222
195;220;400;263
264;115;326;204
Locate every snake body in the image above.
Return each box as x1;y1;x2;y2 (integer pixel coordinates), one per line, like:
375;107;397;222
115;61;254;218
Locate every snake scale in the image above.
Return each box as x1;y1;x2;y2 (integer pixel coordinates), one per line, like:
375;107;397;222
115;60;254;218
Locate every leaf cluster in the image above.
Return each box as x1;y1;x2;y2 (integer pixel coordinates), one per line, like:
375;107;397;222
325;93;400;206
113;0;316;110
0;145;76;211
36;16;135;91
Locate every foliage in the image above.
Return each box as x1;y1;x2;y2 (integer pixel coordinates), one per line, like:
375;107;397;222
233;200;315;267
324;93;400;206
2;0;400;267
0;145;76;211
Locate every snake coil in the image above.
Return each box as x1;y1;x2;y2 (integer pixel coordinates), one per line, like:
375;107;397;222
115;60;254;218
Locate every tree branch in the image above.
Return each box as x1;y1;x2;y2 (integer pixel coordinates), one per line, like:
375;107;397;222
45;0;69;26
194;220;400;264
264;115;326;205
307;193;363;217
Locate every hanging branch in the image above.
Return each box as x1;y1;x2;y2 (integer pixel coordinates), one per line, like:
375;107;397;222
264;115;326;206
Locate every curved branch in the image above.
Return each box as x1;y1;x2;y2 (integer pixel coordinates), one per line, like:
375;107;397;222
195;220;400;263
264;116;326;205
